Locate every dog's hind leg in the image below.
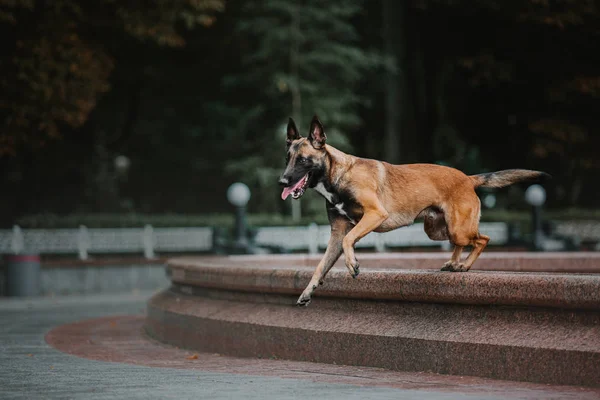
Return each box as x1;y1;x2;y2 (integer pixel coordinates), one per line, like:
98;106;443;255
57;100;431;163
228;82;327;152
442;193;484;272
441;246;463;271
461;233;490;270
420;206;466;271
297;216;352;306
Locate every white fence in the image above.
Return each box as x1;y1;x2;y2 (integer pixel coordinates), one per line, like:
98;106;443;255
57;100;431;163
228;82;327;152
554;221;600;242
253;222;510;254
0;225;213;260
0;222;510;259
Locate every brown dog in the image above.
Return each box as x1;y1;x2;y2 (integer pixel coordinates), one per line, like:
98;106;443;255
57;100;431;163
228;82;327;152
279;116;549;306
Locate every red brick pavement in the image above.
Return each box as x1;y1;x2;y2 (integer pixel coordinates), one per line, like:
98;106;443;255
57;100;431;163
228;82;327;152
45;315;600;399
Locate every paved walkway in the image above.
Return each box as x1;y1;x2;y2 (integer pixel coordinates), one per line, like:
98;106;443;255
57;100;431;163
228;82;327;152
0;292;598;400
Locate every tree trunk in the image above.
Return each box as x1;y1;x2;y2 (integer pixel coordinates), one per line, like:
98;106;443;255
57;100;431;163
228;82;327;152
412;19;434;162
90;129;120;212
109;78;143;152
383;0;417;164
382;0;401;164
290;5;301;221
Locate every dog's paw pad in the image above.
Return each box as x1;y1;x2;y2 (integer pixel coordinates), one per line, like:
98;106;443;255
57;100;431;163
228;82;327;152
346;258;360;278
441;262;468;272
352;263;360;278
296;296;311;307
454;264;469;272
441;261;454;271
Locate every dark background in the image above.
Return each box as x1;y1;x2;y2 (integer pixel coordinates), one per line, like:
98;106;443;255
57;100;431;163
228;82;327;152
1;0;598;227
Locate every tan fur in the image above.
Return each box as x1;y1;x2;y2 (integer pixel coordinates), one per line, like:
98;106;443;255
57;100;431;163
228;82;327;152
284;117;548;306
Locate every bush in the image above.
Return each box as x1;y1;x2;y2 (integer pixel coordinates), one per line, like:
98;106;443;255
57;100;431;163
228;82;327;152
13;212;329;229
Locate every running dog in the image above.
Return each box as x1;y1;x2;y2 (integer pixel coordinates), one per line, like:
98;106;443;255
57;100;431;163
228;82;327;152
279;116;549;306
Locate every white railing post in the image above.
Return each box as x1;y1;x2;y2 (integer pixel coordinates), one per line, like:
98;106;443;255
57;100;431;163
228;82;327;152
375;234;386;253
308;222;319;254
143;224;156;259
77;225;90;260
11;225;24;254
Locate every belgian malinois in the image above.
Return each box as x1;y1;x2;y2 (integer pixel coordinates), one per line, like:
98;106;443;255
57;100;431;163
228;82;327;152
279;116;549;306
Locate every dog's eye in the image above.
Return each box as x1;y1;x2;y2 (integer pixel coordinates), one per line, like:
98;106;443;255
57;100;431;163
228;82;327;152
298;157;307;164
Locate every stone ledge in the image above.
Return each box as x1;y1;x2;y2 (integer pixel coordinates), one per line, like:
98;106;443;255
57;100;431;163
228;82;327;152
168;253;600;309
145;253;600;387
223;251;600;272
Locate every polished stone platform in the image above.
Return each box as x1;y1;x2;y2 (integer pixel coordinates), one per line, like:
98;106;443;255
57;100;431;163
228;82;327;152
144;253;600;387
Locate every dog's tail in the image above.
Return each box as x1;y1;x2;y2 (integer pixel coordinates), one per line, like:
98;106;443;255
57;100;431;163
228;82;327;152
470;169;551;189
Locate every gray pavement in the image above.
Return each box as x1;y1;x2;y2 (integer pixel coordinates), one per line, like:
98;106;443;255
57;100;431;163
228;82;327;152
0;292;595;400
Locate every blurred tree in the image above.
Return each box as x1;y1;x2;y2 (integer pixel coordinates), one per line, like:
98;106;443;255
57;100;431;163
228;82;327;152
2;0;599;224
0;0;224;223
223;0;387;219
0;0;224;156
411;0;600;206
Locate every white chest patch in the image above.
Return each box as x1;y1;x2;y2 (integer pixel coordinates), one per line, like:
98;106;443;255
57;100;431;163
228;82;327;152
335;202;356;225
314;182;335;203
313;182;356;225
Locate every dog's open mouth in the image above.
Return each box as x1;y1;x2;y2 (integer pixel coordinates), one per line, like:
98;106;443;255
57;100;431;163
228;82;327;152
281;173;310;200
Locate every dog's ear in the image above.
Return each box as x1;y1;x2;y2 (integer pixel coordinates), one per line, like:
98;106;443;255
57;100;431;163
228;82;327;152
286;117;300;146
308;115;326;150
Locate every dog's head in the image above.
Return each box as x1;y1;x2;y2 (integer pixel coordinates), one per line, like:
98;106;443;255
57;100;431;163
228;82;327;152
278;115;328;200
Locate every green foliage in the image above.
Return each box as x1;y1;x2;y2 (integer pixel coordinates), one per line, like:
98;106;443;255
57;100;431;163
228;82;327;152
0;0;224;155
222;0;388;217
2;0;599;223
234;0;383;127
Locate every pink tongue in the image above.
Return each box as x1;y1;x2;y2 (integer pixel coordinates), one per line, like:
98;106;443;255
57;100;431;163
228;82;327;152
281;175;307;200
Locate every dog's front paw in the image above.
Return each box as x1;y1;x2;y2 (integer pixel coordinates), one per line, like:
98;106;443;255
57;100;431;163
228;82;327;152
454;263;469;272
296;293;312;307
345;256;360;278
441;261;468;272
351;262;360;278
441;261;454;271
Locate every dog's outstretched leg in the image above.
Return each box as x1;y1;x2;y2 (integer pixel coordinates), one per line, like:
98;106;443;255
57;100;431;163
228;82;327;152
342;204;388;278
297;217;352;306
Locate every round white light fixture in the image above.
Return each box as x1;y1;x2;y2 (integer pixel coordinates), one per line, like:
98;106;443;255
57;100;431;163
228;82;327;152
482;193;496;209
114;155;131;173
227;183;251;207
525;184;546;207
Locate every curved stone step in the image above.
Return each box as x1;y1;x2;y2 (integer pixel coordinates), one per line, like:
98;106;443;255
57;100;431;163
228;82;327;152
145;253;600;387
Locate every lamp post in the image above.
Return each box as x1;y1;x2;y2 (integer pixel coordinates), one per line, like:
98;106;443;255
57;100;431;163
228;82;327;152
525;184;546;251
227;182;251;251
114;155;131;210
114;155;131;178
